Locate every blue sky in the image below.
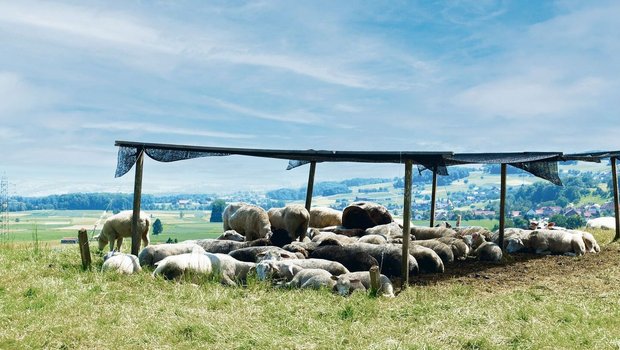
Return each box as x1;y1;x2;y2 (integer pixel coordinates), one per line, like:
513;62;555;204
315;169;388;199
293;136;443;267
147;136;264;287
1;0;619;196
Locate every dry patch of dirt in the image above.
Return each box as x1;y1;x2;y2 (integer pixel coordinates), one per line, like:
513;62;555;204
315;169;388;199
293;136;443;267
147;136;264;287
410;242;620;294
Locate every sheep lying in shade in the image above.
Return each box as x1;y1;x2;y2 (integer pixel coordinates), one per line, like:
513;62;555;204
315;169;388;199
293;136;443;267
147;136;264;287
268;204;310;242
412;239;454;264
228;246;304;263
284;269;336;290
96;210;150;252
568;229;600;253
153;252;212;280
138;243;205;267
256;258;349;281
309;246;379;273
436;237;470;260
309;207;343;228
183;238;271;254
410;226;456;240
205;253;256;286
470;233;502;262
407;244;444;274
223;202;272;241
101;251;142;274
364;222;403;241
332;271;395;297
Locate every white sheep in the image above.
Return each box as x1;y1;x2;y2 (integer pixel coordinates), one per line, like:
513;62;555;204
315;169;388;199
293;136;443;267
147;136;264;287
152;252;212;280
138;243;206;267
268;204;310;241
223;202;272;241
285;268;336;290
96;210;150;252
216;230;245;242
529;229;586;256
586;217;616;230
205;253;256;286
309;207;343;228
357;234;388;245
101;251;142;274
567;229;601;253
332;271;395;297
256;258;349;281
311;231;358;245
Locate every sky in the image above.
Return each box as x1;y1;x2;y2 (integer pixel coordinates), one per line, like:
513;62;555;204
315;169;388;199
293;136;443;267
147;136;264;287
1;0;619;196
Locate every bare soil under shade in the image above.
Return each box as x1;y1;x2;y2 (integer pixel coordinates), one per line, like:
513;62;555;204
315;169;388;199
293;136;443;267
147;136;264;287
406;242;620;295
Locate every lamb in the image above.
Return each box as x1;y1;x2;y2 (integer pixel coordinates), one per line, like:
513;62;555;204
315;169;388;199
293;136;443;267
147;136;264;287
586;217;615;230
412;239;454;264
183;238;271;254
205;253;256;286
222;202;271;241
309;246;379;273
256;258;349;281
96;210;150;252
268;204;310;242
284;268;336;290
309;207;343;228
152;252;212;280
332;271;395;297
411;226;456;240
528;229;586;256
407;244;444;274
342;202;393;230
101;251;142;274
228;246;304;263
470;233;502;262
216;230;245;242
138;243;206;267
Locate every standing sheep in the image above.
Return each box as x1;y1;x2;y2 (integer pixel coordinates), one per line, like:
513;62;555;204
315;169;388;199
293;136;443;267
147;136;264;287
96;211;150;252
223;203;272;241
309;207;343;228
268;204;310;242
341;202;393;230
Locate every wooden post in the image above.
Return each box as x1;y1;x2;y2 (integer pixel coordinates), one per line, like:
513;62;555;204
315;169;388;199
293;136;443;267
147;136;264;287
369;265;380;297
498;163;507;251
612;157;620;241
78;228;91;270
304;161;317;212
401;160;413;287
430;167;437;227
131;148;145;256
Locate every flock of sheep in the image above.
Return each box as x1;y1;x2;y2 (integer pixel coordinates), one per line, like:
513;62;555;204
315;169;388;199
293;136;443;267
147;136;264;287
95;202;601;297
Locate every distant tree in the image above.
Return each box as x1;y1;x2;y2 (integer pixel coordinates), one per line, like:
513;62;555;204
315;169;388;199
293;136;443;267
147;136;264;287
566;215;585;229
549;214;568;228
179;211;184;219
512;217;529;229
152;218;163;235
210;199;226;223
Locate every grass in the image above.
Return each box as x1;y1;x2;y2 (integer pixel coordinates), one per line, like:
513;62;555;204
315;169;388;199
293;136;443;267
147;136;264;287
1;228;620;348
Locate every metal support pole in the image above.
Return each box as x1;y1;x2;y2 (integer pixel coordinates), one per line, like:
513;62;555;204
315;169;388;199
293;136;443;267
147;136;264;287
401;160;413;287
430;167;437;227
304;161;317;212
131;148;145;256
498;163;507;251
611;157;620;241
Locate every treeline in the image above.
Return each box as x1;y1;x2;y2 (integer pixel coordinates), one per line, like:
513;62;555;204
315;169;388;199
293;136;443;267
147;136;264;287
7;193;216;212
265;178;392;200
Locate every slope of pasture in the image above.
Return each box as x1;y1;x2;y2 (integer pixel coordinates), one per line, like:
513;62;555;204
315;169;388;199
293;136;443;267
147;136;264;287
0;229;618;349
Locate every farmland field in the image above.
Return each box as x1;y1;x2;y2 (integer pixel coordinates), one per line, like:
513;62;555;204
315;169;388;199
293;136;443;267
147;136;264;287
0;222;619;349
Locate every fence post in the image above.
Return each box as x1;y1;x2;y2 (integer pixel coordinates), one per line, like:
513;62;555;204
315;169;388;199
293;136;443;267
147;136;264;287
369;265;380;296
78;228;91;270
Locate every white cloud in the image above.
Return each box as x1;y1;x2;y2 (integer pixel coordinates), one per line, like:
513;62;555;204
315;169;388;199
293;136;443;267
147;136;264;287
203;97;324;124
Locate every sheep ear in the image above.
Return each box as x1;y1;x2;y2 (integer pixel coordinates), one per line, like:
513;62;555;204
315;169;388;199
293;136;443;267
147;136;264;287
287;265;295;276
280;252;292;259
257;252;266;258
330;275;338;281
